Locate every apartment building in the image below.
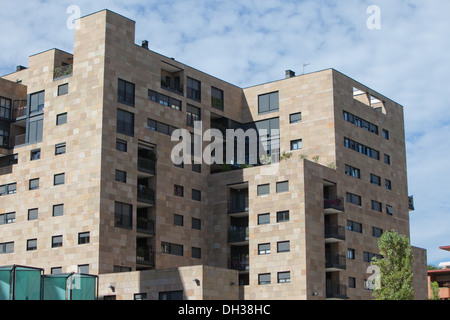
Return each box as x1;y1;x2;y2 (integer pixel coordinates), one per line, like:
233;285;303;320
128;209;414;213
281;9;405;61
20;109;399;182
0;9;427;300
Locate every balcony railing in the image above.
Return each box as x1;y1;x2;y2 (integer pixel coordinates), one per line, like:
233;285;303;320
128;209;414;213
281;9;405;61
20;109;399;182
230;258;249;272
326;284;348;299
136;249;155;266
137;219;155;236
138;157;156;176
137;186;156;205
228;226;249;243
325;224;346;242
13;102;27;118
325;254;347;270
227;200;249;215
161;78;184;95
324;197;345;214
53;64;73;80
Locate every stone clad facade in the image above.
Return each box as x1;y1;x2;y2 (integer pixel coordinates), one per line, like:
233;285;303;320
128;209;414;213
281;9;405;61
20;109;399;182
0;9;427;300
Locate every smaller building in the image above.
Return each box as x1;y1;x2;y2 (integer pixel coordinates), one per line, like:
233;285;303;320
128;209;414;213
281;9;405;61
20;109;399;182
428;246;450;300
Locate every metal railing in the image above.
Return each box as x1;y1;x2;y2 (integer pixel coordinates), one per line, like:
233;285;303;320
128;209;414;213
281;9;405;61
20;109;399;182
228;227;249;243
137;186;156;205
325;224;346;241
325;254;347;270
324;197;345;211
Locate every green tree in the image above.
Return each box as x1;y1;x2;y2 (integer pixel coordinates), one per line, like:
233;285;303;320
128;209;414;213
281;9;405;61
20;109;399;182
430;281;440;300
371;230;415;300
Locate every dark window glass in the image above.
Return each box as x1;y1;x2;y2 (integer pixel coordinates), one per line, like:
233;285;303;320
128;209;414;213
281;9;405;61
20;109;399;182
116;139;127;152
56;113;67;125
118;79;135;106
211;87;224;110
258;92;279;114
58;84;69;96
192;218;201;230
257;184;270;196
117;109;134;136
276;211;289;223
29;178;39;190
28;208;38;221
115;202;132;229
187;77;201;101
52;235;63;248
30;91;45;114
53;204;64;217
0;97;12;119
174;185;184;197
192;189;201;201
290;112;302;124
115;170;127;183
78;232;90;245
54;173;65;186
31;149;41;161
187;104;201;127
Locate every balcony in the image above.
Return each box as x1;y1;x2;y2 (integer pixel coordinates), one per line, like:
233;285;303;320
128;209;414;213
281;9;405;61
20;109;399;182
53;64;73;80
161;78;184;96
137;218;155;237
326;284;348;300
324;197;345;214
137;185;155;207
227;201;249;216
228;226;249;245
138;157;156;177
325;224;346;243
230;257;249;272
136;248;155;267
325;254;347;271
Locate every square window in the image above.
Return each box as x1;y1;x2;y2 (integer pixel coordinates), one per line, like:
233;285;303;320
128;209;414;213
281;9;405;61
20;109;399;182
78;265;90;274
28;208;38;221
29;178;39;190
174;185;184;197
192;218;201;230
348;248;356;259
276;181;289;193
174;214;184;226
258;243;271;255
56;113;67;125
116;139;127;152
78;232;90;245
258;213;270;225
52;235;63;248
276;211;289;223
54;173;65;186
30;149;41;161
278;271;291;283
55;143;66;155
277;241;290;253
258;273;271;285
53;204;64;217
27;239;37;251
371;200;382;212
290;139;303;151
115;170;127;183
192;189;201;201
257;184;270;196
258;92;279;114
57;84;69;96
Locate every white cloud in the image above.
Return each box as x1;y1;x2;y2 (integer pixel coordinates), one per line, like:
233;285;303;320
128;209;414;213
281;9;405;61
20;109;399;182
0;0;449;265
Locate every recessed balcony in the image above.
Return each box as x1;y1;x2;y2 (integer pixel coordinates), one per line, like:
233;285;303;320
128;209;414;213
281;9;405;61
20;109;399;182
228;226;249;245
326;284;348;300
325;224;346;243
325;254;347;271
137;185;155;207
324;197;345;214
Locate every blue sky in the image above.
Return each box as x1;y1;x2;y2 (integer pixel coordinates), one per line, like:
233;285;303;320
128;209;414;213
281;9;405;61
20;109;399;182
1;0;449;266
